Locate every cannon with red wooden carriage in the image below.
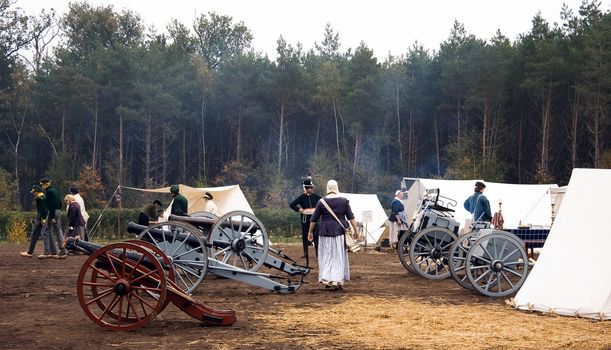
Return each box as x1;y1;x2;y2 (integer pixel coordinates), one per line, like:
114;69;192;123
65;238;236;331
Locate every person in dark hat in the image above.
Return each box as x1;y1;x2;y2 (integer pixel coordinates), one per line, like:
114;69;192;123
170;185;188;216
290;176;322;259
138;199;163;226
464;181;492;223
203;191;218;215
40;177;67;258
20;185;52;258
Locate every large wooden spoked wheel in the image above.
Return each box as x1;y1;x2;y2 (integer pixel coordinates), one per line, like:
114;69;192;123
397;231;417;275
465;231;529;297
137;222;208;294
409;227;457;280
77;242;168;331
88;240;176;320
209;211;269;272
448;231;479;290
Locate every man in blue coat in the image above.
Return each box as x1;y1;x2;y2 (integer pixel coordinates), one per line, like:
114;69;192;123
464;181;492;222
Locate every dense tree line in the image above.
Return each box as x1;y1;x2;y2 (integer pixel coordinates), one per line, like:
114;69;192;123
0;0;609;210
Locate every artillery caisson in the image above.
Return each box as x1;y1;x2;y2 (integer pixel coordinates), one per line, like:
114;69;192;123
398;189;460;279
126;210;310;294
398;189;529;297
65;238;236;331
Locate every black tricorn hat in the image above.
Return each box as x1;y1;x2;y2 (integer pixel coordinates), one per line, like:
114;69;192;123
475;181;486;189
204;192;213;200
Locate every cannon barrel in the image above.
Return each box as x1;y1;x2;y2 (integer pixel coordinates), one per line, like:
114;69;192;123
65;236;172;272
65;237;103;254
169;214;261;234
127;222;206;248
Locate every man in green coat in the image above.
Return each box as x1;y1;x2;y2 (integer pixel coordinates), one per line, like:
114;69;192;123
21;185;52;258
170;185;188;216
40;177;67;258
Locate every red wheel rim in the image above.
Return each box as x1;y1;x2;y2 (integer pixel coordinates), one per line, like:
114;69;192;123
77;242;168;330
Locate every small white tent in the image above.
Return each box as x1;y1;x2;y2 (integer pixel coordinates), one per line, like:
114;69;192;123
401;178;557;230
512;168;611;320
122;184;253;217
341;193;387;246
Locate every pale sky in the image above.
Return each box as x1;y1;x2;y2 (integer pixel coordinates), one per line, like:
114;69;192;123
15;0;607;59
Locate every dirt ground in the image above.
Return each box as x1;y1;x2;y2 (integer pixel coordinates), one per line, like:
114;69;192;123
0;242;609;350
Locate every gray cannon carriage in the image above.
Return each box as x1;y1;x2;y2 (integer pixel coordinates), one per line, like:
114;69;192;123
126;210;310;294
398;189;460;280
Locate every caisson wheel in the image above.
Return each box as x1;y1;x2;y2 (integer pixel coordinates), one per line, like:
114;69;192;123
409;227;457;280
465;231;529;297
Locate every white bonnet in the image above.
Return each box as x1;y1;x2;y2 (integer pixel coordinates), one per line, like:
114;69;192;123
326;180;339;194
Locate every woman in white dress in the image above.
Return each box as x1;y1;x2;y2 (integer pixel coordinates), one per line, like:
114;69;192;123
308;180;359;290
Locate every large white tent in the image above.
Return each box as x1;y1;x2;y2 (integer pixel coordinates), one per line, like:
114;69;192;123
341;193;387;246
511;168;611;320
401;178;558;230
122;184;253;218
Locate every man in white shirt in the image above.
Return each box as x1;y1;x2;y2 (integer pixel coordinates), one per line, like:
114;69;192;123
203;192;218;215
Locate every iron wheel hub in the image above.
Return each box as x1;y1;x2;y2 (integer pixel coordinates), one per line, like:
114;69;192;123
491;259;504;272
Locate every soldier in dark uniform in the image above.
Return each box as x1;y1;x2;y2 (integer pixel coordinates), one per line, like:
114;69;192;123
290;177;322;259
40;177;67;258
20;185;51;258
170;185;188;216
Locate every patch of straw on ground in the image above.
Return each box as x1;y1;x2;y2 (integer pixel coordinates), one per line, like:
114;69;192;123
257;295;610;349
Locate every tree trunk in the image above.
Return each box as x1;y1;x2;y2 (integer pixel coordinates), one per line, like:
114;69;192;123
92;94;99;172
518;114;523;183
570;90;580;168
456;98;461;143
61;106;66;154
277;98;285;172
490;103;502;158
119;111;124;187
482;98;488;165
333;96;341;174
396;77;402;164
434;114;440;177
236;106;242;162
162;125;167;185
351;134;361;192
181;123;187;183
144;111;152;183
314;117;320;158
593;86;602;168
540;80;553;176
201;93;207;182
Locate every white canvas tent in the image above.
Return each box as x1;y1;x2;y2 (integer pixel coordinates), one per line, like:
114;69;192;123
512;168;611;320
401;178;558;230
341;193;387;246
122;184;253;219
